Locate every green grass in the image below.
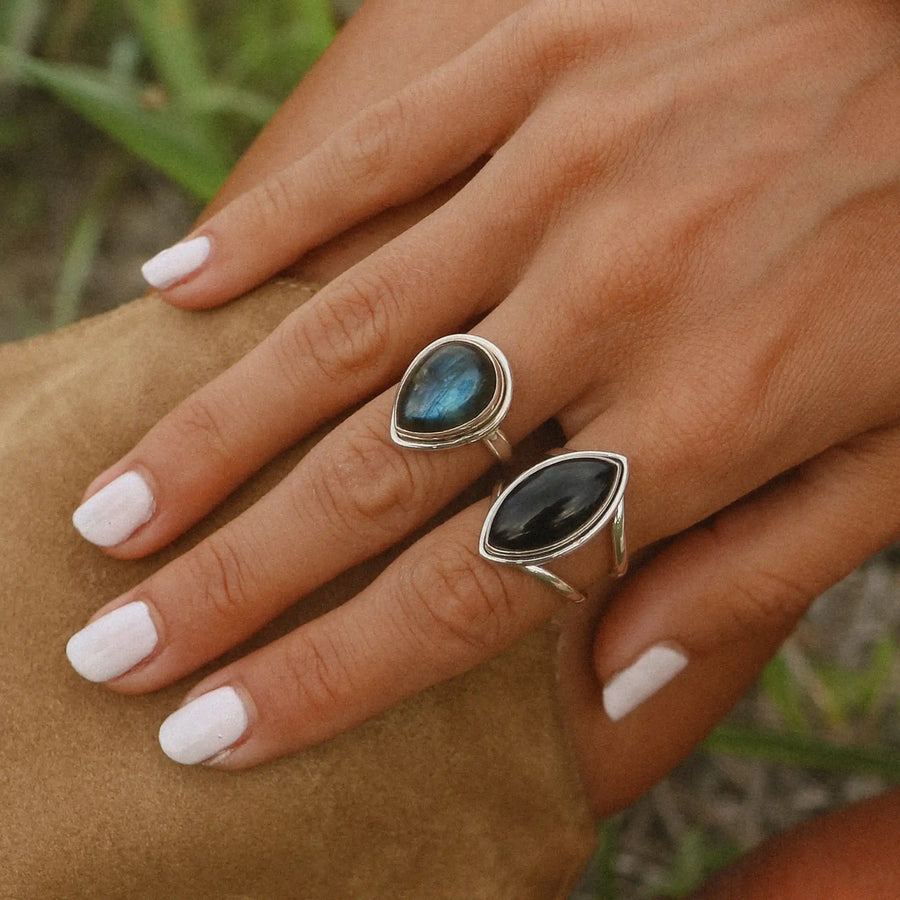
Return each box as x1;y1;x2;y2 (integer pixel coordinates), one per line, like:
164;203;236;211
703;722;900;781
641;828;742;899
1;0;336;331
4;1;335;199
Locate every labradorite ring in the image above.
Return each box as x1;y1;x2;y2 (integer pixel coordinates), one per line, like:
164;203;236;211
390;334;512;462
479;450;629;603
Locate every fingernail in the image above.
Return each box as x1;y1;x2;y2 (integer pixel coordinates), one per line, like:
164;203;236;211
602;643;688;722
141;236;210;289
72;471;155;547
66;601;158;683
159;687;249;765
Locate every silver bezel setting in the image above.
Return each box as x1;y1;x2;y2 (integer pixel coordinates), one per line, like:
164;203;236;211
479;451;629;597
390;334;512;452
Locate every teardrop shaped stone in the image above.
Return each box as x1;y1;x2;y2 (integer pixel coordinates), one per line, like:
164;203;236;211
488;457;617;554
396;341;497;434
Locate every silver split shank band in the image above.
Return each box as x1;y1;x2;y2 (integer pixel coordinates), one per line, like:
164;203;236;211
479;450;629;603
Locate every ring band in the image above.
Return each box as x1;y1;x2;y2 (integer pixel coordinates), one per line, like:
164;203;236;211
391;335;512;461
479;450;628;603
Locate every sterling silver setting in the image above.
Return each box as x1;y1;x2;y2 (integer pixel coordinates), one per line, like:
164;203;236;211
390;334;513;461
479;450;629;603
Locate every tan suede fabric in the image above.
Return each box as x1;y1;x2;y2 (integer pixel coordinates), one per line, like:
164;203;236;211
0;281;595;899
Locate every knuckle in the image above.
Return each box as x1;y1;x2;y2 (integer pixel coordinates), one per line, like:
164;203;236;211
192;534;258;625
540;2;600;70
548;103;618;193
692;521;811;640
333;94;406;187
605;236;669;310
269;309;315;398
278;630;350;722
407;543;517;657
648;350;778;483
697;352;783;468
166;394;235;473
314;421;420;541
252;168;298;223
724;566;811;637
522;0;635;80
292;269;397;385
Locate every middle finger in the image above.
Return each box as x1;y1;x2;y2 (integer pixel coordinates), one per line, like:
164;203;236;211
66;276;600;691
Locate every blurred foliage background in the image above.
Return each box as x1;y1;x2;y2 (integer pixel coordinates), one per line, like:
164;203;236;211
0;0;341;338
1;2;897;897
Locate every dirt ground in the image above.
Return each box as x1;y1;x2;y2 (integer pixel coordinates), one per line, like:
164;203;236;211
2;81;898;900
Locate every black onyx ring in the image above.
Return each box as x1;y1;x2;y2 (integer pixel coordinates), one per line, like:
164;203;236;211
479;451;628;603
390;335;513;461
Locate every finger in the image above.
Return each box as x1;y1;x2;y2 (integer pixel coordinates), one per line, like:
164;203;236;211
696;788;900;899
593;422;900;720
555;423;900;814
142;0;644;309
143;21;534;308
80;0;673;560
155;497;562;768
66;276;604;689
198;0;536;220
75;99;625;561
73;166;535;558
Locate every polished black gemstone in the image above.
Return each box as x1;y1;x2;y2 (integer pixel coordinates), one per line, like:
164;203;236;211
396;341;496;434
488;458;617;555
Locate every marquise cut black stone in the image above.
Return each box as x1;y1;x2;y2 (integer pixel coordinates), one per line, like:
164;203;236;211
396;341;497;434
487;457;617;555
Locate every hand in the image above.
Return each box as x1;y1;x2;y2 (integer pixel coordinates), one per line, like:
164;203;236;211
66;0;899;783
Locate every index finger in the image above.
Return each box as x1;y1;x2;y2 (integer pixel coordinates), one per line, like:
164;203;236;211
141;24;529;308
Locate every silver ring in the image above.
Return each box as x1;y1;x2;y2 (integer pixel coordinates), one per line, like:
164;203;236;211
479;450;628;603
390;335;512;462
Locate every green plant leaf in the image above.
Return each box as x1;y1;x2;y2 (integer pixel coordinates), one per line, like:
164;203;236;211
592;818;620;900
224;0;335;94
0;0;44;88
642;828;741;899
121;0;207;100
191;84;279;125
0;0;44;49
815;634;899;724
760;651;811;734
120;0;230;157
0;47;229;199
704;724;900;780
53;157;129;329
294;0;339;54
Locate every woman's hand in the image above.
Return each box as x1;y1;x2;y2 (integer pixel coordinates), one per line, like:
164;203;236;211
66;0;899;780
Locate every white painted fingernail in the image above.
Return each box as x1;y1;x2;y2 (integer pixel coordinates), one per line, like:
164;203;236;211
66;601;158;682
72;471;155;547
602;643;688;722
141;236;210;289
159;687;249;765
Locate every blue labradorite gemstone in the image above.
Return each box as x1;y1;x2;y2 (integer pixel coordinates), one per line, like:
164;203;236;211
488;458;616;554
397;342;497;434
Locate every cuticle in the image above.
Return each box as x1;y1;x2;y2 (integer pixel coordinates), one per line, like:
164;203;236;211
201;747;235;768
